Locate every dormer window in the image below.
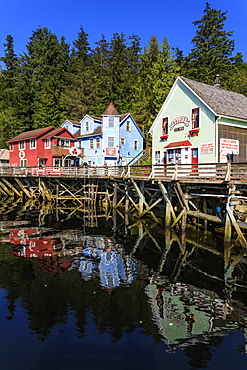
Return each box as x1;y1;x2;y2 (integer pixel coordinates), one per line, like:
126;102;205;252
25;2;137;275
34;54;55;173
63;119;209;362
126;120;131;131
191;108;200;129
85;121;89;131
108;116;114;128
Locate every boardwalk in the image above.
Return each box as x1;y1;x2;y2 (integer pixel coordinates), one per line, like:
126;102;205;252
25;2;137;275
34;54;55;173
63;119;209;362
0;162;247;183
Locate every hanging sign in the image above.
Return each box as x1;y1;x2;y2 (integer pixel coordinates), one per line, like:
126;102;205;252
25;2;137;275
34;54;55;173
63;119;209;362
19;150;25;159
69;147;81;156
106;148;116;156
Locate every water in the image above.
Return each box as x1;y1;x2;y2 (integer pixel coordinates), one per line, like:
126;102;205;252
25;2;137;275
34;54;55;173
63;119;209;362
0;201;247;369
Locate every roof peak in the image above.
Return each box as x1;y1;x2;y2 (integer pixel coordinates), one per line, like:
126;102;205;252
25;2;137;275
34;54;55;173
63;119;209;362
103;101;120;116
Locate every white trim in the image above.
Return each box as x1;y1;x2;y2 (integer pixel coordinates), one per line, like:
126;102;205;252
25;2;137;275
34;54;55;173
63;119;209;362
30;138;36;150
107;135;115;148
19;141;25;150
133;139;138;151
44;138;51;149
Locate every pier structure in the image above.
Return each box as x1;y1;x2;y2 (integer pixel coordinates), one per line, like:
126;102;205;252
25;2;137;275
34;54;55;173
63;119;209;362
1;162;247;247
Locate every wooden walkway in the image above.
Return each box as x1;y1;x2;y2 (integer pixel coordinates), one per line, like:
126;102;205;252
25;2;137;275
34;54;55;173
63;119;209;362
0;162;247;183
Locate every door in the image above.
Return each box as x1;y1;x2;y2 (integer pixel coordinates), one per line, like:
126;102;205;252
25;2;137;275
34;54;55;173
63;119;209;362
191;148;198;173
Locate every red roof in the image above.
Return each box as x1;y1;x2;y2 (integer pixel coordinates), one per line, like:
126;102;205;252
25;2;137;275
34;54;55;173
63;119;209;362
7;126;56;143
164;140;192;148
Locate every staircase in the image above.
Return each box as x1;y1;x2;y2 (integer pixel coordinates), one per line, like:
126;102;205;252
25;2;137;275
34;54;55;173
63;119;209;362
128;147;152;166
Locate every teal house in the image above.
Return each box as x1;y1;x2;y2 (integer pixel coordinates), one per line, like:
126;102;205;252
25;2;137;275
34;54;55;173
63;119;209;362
149;76;247;166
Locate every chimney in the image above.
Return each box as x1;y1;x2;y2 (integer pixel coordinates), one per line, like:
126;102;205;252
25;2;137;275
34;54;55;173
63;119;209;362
214;74;220;88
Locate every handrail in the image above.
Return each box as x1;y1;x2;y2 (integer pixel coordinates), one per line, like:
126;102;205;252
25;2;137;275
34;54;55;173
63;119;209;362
1;162;247;182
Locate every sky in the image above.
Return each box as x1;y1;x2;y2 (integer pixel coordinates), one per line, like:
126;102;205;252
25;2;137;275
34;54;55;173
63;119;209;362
0;0;246;69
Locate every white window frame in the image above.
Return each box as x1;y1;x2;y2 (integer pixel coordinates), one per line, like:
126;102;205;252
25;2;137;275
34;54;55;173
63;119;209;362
85;121;89;132
108;116;115;128
133;139;138;151
89;138;94;149
120;137;126;146
44;138;51;149
108;136;114;147
96;137;101;149
19;141;25;150
9;143;14;152
60;139;70;147
53;158;62;167
30;139;36;149
126;120;131;131
155;150;161;164
162;117;168;136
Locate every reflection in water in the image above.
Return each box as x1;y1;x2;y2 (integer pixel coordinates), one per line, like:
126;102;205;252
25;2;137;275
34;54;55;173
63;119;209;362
0;200;247;368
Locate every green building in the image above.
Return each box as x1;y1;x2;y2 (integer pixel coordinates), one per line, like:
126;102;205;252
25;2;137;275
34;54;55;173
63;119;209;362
149;77;247;166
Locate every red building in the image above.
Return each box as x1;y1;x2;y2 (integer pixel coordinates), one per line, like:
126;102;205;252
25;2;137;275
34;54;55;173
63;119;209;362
7;126;82;167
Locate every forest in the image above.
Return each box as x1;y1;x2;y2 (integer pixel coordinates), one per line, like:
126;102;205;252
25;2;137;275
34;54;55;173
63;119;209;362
0;2;246;148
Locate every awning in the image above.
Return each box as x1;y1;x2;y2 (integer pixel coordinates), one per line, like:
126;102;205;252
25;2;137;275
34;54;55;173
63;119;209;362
37;155;47;159
164;140;192;149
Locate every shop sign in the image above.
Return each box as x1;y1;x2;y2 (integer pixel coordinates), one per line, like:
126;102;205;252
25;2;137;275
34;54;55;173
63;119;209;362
200;143;214;154
170;116;189;130
106;148;116;156
220;138;239;154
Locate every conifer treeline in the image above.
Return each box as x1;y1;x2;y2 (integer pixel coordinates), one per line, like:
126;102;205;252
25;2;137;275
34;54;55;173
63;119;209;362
0;2;246;148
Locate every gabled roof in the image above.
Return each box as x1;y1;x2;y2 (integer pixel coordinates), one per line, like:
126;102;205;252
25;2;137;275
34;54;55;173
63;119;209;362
65;119;81;126
180;77;247;121
103;101;120;116
7;126;56;143
42;128;76;140
76;126;102;139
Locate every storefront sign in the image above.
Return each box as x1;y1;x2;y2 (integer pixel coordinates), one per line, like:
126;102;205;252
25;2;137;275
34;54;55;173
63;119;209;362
200;143;214;154
69;147;81;156
220;138;239;154
170;116;189;130
106;148;116;156
19;150;25;159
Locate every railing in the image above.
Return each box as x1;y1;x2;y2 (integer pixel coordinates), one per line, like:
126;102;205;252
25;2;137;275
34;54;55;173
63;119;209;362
1;162;247;182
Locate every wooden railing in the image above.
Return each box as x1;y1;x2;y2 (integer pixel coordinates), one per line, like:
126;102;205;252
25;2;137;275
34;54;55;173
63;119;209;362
1;162;247;182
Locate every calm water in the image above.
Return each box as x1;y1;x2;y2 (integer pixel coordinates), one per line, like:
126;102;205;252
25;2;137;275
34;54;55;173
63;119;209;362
0;200;247;369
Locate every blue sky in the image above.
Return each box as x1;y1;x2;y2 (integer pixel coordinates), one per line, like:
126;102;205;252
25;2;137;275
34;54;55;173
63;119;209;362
0;0;246;68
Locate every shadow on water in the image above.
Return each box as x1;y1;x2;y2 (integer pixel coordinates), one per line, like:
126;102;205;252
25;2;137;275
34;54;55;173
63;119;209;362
0;199;247;369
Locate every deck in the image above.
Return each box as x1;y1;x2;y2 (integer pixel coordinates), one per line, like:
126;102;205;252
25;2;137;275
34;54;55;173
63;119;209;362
0;162;246;183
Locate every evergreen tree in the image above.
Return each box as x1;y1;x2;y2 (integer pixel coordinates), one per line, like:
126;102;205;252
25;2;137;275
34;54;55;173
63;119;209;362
20;27;70;128
187;2;243;87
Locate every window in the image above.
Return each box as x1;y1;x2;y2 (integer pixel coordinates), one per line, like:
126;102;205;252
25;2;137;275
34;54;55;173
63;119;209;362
120;137;125;145
191;108;200;129
19;141;25;150
96;137;101;148
30;139;36;149
9;143;13;152
155;151;161;164
54;158;62;167
89;138;94;149
108;117;114;127
44;138;51;149
20;159;27;167
133;139;138;151
108;136;114;147
126;120;131;131
85;121;89;131
162;117;168;136
60;139;70;147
